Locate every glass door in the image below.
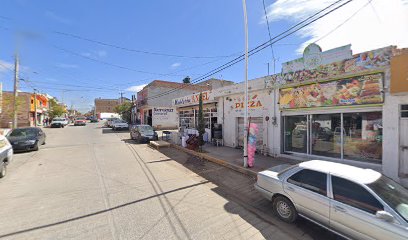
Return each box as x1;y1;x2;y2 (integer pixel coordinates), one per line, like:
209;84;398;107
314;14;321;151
284;115;308;154
310;114;341;158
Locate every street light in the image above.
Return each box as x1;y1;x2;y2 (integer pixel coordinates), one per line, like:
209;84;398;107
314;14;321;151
242;0;249;168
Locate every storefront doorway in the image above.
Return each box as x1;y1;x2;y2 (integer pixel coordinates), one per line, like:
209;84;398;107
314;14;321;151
283;111;383;164
399;105;408;177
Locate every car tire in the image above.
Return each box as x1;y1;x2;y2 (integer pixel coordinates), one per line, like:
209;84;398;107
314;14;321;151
273;196;298;223
0;162;6;178
33;142;39;151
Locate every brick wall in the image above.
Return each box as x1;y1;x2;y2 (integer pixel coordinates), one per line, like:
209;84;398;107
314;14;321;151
0;92;32;128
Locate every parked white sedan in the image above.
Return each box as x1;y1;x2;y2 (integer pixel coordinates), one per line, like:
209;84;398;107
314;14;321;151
111;120;129;131
255;160;408;240
0;135;13;178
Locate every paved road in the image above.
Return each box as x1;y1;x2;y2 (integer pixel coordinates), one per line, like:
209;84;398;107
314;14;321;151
0;123;339;240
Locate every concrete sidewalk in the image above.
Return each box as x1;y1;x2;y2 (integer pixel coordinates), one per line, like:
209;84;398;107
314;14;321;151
172;143;300;177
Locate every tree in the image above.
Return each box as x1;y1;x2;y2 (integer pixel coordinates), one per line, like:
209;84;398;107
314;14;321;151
197;92;205;150
182;76;191;84
48;98;66;119
114;101;133;123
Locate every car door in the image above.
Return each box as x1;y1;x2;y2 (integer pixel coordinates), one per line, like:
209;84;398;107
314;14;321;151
284;169;330;226
329;176;407;240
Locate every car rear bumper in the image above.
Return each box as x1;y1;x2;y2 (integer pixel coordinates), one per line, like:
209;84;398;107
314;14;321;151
74;122;86;126
254;183;274;201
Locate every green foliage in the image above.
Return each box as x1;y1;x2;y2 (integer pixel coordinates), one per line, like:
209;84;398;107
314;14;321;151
197;92;205;147
114;101;133;123
49;98;66;119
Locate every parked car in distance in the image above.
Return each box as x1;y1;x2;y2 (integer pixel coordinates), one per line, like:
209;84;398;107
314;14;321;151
0;135;13;178
50;117;68;128
255;160;408;240
90;117;99;123
6;127;46;152
112;120;129;131
105;118;119;128
74;117;87;126
130;125;158;143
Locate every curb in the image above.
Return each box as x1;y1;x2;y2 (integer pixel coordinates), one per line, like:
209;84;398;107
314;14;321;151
171;144;258;178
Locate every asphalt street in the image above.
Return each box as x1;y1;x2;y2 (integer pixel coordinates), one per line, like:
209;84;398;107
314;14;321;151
0;122;340;240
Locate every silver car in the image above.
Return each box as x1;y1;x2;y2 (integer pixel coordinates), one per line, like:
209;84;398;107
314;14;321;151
255;160;408;240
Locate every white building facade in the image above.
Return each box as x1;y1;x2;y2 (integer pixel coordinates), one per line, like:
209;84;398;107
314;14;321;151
173;44;408;185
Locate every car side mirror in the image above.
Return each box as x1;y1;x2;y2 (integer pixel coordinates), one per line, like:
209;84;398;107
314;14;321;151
376;211;394;222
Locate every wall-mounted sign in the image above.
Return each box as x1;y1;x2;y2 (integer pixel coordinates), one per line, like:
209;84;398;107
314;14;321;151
268;46;392;88
173;91;213;107
233;94;263;109
282;44;352;73
279;73;384;109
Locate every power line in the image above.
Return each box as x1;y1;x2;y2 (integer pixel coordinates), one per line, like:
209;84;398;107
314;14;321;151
52;31;238;59
51;45;196;77
315;0;373;43
262;0;276;73
144;0;352;101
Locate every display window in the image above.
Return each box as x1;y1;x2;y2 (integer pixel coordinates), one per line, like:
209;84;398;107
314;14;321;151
283;111;382;163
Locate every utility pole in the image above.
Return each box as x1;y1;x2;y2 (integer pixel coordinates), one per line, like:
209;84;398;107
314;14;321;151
242;0;249;168
33;89;38;126
120;92;123;104
12;53;19;129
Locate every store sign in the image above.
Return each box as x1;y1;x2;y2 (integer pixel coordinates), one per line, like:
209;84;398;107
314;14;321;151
282;44;352;73
279;73;384;109
153;107;176;123
233;94;263;109
173;91;212;106
268;46;392;88
153;108;174;115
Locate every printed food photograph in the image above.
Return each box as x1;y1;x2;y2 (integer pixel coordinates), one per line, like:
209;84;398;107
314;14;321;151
279;73;383;109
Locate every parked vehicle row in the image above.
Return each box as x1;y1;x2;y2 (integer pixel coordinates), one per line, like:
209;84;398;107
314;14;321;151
0;127;47;179
255;160;408;240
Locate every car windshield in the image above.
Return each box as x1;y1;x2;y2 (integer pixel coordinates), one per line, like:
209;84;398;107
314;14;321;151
138;126;154;134
53;118;65;121
114;120;126;123
368;176;408;222
9;128;38;137
76;118;86;120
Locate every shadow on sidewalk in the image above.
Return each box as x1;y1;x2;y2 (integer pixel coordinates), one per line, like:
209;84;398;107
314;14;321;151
159;147;342;240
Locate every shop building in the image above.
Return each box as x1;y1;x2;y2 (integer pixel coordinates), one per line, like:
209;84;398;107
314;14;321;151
266;44;408;184
172;44;408;185
173;90;218;140
134;79;232;129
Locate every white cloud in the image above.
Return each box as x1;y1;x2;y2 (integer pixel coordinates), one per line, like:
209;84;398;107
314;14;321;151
264;0;408;54
55;63;79;69
171;62;181;68
126;84;147;93
45;11;72;25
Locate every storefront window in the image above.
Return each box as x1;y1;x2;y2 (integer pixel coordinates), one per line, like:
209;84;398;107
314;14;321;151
311;114;341;158
343;112;382;163
283;111;382;163
284;115;307;153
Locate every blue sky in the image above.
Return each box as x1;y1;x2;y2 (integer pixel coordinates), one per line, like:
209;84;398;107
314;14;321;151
0;0;407;112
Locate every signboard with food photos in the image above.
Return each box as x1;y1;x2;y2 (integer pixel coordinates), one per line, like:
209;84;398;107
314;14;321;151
279;73;383;109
